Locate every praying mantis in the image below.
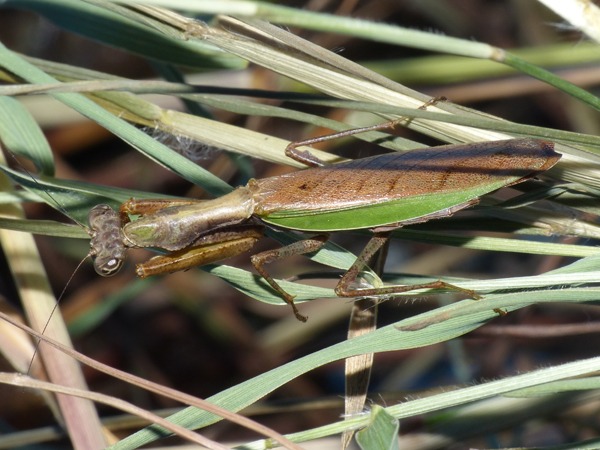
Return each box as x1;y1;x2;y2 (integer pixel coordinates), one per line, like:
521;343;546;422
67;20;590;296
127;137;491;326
87;135;560;322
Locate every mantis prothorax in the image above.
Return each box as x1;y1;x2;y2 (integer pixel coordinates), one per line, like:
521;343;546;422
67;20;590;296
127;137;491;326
87;132;560;322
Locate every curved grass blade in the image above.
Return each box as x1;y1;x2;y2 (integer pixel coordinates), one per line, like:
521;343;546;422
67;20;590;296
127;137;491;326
0;96;54;176
115;284;600;448
9;0;245;70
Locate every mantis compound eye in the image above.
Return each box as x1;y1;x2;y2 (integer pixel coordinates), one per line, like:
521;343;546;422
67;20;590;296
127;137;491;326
93;254;125;277
88;204;127;277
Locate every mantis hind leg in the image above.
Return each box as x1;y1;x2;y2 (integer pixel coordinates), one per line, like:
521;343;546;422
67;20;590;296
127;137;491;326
335;232;481;300
251;235;329;322
285;96;448;167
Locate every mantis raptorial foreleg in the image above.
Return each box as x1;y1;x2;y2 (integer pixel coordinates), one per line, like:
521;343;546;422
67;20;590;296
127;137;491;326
92;199;265;280
136;225;264;278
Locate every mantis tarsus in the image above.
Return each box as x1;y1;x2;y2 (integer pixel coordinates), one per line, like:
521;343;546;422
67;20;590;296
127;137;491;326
87;135;560;322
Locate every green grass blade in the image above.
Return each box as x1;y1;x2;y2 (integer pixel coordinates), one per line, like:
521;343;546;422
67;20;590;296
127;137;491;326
356;405;399;450
115;286;600;448
9;0;244;70
0;96;54;175
0;41;232;196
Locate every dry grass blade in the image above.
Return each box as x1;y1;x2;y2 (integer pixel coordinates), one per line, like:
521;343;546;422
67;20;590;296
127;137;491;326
342;299;377;449
0;148;106;448
0;372;229;449
0;310;303;450
196;16;514;143
342;241;389;448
